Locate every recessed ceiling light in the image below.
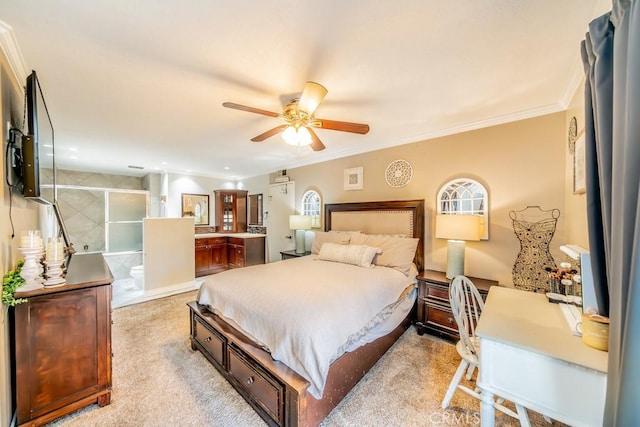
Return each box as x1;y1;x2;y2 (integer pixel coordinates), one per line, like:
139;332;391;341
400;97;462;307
161;161;168;165
224;166;230;170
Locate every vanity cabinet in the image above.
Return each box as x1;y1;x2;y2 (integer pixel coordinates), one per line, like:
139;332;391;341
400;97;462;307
195;237;228;276
214;190;248;233
195;236;265;277
12;253;113;426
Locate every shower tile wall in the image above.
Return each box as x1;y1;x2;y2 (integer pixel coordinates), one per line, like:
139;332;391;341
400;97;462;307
54;169;150;279
57;188;106;253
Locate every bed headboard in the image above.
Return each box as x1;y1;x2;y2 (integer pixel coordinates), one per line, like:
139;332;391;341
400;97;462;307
324;200;425;272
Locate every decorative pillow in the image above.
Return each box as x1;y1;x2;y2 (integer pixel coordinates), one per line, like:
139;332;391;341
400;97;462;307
350;233;419;276
318;243;382;268
310;230;352;254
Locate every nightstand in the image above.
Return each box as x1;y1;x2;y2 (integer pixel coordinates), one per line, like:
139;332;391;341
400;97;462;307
280;250;311;260
415;270;498;341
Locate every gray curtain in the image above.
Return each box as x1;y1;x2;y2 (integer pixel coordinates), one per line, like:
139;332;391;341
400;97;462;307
581;0;640;425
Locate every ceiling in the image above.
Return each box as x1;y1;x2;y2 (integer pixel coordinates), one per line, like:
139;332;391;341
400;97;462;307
0;1;610;180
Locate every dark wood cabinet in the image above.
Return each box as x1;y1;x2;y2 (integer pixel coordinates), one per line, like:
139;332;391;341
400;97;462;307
214;190;248;233
12;253;113;426
195;236;265;277
195;237;228;276
415;270;497;341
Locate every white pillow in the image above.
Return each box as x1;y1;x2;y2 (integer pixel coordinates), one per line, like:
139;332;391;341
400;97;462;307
350;233;419;276
318;243;382;268
311;230;352;254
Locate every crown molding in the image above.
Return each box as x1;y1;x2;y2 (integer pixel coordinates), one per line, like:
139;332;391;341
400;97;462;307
0;20;29;85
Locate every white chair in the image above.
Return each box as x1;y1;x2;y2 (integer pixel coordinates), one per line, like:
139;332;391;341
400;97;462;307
441;275;531;426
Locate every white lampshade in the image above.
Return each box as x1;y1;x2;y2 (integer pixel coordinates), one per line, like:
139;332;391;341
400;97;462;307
435;214;481;241
435;214;481;279
289;215;312;230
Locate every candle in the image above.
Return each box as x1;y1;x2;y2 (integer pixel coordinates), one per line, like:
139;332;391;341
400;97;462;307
20;230;42;248
46;238;64;261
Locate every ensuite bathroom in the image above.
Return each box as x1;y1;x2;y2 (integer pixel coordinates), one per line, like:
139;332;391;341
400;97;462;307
45;169;159;308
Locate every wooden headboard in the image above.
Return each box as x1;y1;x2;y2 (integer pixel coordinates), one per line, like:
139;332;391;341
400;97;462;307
324;199;425;272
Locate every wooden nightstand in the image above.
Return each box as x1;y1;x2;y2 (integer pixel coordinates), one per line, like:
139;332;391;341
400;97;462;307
415;270;498;341
280;250;311;260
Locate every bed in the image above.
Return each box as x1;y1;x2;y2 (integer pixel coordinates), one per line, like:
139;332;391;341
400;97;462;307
188;199;425;426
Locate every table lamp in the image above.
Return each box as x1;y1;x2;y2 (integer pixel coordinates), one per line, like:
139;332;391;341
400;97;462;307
289;215;312;253
435;214;481;279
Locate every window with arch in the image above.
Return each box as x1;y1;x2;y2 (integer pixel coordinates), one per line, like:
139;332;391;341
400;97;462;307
302;190;322;228
437;178;489;239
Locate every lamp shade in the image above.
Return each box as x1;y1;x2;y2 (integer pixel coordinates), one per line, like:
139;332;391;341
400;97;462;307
289;215;312;230
435;214;481;241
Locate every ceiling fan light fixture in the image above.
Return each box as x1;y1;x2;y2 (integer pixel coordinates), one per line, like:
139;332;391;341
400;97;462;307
282;126;312;147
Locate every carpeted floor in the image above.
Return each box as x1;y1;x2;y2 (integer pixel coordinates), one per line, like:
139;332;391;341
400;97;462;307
48;291;556;426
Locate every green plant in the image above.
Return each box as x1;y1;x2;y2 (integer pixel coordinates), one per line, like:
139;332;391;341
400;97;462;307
2;260;28;306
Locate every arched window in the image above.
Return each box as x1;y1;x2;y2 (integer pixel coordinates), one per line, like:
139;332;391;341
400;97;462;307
437;178;489;239
302;190;321;229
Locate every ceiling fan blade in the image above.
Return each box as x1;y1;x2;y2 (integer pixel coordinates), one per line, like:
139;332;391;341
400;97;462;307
251;125;288;142
297;82;327;115
307;128;326;151
222;102;280;118
313;118;370;134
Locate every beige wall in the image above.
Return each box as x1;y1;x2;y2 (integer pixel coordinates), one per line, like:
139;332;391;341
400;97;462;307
279;112;575;286
0;51;38;427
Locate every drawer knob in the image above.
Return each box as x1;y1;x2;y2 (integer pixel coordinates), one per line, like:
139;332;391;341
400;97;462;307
448;317;454;324
205;336;212;342
246;376;254;385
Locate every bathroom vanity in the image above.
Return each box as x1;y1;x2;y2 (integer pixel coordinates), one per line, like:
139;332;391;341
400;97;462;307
195;233;265;277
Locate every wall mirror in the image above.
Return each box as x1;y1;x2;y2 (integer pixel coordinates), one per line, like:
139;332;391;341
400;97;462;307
248;193;263;225
182;193;209;225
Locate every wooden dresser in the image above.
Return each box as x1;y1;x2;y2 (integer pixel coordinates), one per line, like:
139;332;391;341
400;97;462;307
415;269;497;341
12;253;113;426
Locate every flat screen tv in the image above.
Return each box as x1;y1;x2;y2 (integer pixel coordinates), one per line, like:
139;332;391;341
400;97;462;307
12;71;72;251
21;70;56;204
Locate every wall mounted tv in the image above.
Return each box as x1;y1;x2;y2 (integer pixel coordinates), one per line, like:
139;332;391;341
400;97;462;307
20;70;56;205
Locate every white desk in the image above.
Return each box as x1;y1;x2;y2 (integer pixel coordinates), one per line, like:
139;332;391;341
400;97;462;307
476;287;607;427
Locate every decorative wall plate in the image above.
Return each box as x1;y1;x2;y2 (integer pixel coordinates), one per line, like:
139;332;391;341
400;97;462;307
567;116;577;154
385;159;413;188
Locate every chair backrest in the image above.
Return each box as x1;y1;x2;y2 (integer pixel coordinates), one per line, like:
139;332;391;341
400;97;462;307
449;275;485;355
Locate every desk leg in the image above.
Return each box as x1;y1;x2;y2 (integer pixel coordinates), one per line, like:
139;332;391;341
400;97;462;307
480;389;495;427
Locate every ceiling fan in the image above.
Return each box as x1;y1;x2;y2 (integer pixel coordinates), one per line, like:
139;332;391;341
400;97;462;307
223;81;370;151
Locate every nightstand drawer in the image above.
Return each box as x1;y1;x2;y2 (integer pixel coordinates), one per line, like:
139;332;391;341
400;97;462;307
425;303;458;333
426;285;449;302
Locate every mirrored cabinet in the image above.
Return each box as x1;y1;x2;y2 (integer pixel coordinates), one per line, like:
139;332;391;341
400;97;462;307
214;190;248;233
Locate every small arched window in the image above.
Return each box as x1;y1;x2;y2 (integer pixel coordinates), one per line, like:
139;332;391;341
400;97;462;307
302;190;321;229
437;178;489;239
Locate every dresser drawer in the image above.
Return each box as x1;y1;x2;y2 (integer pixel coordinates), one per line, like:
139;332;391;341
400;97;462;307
228;345;283;424
193;315;225;366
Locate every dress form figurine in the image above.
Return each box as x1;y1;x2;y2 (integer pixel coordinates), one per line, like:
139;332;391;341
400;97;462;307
509;206;560;292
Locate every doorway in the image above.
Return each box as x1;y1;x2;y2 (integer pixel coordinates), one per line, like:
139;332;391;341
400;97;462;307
267;182;295;262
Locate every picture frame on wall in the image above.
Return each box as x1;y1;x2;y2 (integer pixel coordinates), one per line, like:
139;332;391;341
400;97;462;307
573;134;586;194
182;193;209;225
344;167;364;190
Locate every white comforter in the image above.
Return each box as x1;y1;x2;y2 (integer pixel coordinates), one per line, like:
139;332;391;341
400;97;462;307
196;255;412;399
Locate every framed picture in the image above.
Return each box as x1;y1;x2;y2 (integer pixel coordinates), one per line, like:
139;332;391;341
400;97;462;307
573;134;586;194
182;193;209;225
344;167;363;190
